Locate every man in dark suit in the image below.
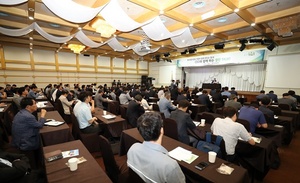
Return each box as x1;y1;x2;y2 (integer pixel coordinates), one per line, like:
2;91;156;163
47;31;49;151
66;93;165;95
198;90;213;112
126;95;145;127
0;149;46;183
259;97;275;124
170;100;204;147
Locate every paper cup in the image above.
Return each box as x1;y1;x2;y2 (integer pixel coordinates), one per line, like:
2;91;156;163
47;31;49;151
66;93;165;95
68;158;78;171
200;119;206;126
103;110;107;115
208;151;217;163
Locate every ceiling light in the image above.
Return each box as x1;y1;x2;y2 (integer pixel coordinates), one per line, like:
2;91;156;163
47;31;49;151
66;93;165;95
29;43;33;45
78;27;82;30
234;8;239;13
218;17;227;23
29;16;34;20
159;10;164;15
29;37;33;40
189;23;194;27
193;1;205;8
49;23;60;28
210;33;214;36
251;23;256;26
91;19;116;38
28;8;34;12
68;44;85;54
201;11;215;20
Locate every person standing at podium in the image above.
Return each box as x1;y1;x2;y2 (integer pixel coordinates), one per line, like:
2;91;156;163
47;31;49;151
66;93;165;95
211;78;218;84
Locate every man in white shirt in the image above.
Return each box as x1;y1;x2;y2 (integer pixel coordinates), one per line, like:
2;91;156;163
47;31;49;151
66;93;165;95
211;106;255;163
127;112;185;183
73;91;99;134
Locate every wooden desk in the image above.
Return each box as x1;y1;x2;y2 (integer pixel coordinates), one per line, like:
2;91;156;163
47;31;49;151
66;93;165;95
120;128;249;183
93;108;126;137
43;140;112;183
196;123;279;180
39;111;73;146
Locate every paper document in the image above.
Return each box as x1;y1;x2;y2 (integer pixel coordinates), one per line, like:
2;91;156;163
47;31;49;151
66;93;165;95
169;147;198;164
62;149;79;158
193;121;200;126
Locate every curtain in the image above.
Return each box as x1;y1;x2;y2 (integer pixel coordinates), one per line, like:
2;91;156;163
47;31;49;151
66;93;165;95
185;64;265;91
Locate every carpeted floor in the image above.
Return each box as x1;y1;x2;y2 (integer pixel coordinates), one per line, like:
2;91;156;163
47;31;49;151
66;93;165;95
263;131;300;183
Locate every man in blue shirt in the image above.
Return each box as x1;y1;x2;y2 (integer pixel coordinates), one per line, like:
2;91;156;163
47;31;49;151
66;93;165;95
158;91;176;118
127;112;185;183
238;104;268;133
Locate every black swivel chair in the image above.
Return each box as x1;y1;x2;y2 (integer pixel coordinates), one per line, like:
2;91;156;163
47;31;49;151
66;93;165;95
163;118;179;140
99;135;128;183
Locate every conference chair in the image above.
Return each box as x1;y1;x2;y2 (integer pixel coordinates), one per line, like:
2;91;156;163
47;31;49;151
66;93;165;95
268;106;282;116
119;105;131;129
99;135;128;183
108;102;119;115
163;118;179;140
278;103;291;111
70;113;101;153
152;103;160;112
236;118;251;132
198;112;223;124
128;168;145;183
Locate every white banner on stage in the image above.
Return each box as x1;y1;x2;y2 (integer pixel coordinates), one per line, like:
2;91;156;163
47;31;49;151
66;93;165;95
176;50;265;67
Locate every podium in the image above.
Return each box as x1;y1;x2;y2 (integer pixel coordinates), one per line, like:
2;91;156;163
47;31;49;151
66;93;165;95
202;83;221;90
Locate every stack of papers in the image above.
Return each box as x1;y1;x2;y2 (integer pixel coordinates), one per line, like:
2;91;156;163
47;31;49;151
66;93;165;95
37;101;47;108
44;119;64;126
102;114;116;119
216;163;234;175
238;136;262;143
169;147;198;164
252;137;262;143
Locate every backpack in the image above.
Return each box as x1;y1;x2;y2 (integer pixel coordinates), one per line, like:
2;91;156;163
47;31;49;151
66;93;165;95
196;132;223;158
